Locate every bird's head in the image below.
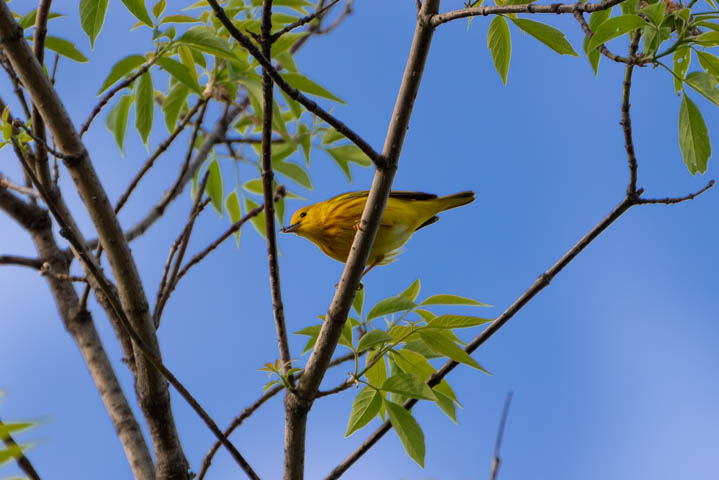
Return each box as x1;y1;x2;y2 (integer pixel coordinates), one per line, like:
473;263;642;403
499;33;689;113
281;205;318;237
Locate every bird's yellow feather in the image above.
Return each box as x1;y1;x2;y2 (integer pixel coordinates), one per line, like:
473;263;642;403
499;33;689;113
282;190;474;269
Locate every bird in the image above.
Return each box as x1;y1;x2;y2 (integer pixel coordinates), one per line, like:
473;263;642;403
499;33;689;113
281;190;474;276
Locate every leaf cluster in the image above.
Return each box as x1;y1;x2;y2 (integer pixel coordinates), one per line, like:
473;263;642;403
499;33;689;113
295;278;492;466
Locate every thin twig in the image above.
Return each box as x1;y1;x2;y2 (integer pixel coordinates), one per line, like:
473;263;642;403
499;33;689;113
0;254;43;269
79;50;165;136
573;10;644;66
0;418;42;480
317;0;354;35
12;120;74;160
39;261;86;282
261;0;294;380
315;380;354;398
636;180;715;204
118;100;244;244
114;98;206;214
0;55;31;119
489;392;513;480
623;31;641;195
432;0;628;26
175;187;286;285
153;172;211;328
0;174;39;198
197;351;359;480
206;0;383;168
270;0;341;42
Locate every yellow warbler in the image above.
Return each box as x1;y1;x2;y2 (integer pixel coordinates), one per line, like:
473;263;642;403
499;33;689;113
281;190;474;274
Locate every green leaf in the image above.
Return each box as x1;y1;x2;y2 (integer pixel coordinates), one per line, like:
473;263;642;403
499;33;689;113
325;144;372;167
678;93;711;175
98;54;146;94
433;389;457;423
365;349;387;389
511;18;578;56
385;400;425;467
641;0;665;26
80;0;109;48
105;94;132;152
673;48;692;93
152;0;166;18
487;16;511;84
357;330;393;352
694;31;719;46
245;197;267;238
426;315;493;329
586;15;646;53
367;296;416;321
155;57;202;94
685;71;719;107
18;11;64;30
584;9;612;74
620;0;638;14
161;14;201;24
390;349;435;380
418;330;488;372
243;179;264;194
345;386;382;437
399;279;421;301
339;320;354;350
273;161;312;190
162;83;190;132
225;191;242;247
421;294;489;307
352;286;364;316
206;159;223;216
134;71;154;145
39;36;88;63
0;421;35;437
178;26;237;61
281;72;346;104
121;0;153;27
382;373;437;401
697;51;719;79
322;128;345;144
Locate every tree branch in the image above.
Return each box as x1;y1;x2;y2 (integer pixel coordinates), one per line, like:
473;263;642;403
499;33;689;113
636;180;715;204
79;51;165;136
489;391;513;480
0;7;192;476
261;0;294;380
198;350;360;480
0;182;155;480
431;0;627;26
278;1;441;478
0;254;44;269
11;135;260;480
153;172;211;328
622;31;641;195
174;187;286;286
0;173;39;198
573;11;640;65
121;100;244;244
206;0;382;168
114;98;206;214
270;0;341;42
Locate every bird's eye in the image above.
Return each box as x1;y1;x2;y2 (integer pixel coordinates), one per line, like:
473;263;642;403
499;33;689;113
299;212;307;218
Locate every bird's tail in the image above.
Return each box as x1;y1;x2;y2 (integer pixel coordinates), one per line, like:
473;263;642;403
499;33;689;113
437;191;475;212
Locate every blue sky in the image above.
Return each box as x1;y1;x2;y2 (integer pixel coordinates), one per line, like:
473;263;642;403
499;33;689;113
1;1;718;479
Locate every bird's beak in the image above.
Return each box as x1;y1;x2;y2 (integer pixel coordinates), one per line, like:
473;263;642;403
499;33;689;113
280;221;300;233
